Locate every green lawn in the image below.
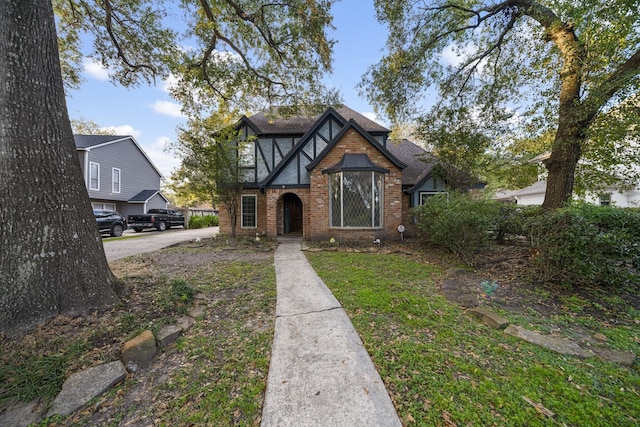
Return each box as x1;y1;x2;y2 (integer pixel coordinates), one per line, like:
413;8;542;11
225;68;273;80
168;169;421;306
307;251;640;426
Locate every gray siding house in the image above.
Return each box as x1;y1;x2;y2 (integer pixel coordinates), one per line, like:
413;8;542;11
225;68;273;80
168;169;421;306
74;135;169;217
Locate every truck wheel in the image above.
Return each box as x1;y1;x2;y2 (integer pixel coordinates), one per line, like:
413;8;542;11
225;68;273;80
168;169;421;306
157;221;167;231
133;227;143;232
111;224;124;237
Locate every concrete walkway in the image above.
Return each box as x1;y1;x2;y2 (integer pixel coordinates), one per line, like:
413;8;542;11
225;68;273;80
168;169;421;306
261;238;402;427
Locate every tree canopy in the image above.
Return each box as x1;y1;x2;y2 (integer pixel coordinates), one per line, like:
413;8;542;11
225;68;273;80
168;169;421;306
362;0;640;208
54;0;339;115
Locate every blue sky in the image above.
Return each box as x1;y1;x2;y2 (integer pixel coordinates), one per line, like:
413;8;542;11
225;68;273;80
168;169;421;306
64;2;391;179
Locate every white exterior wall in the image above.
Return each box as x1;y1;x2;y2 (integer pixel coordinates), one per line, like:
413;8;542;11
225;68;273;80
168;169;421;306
514;193;546;206
514;186;640;207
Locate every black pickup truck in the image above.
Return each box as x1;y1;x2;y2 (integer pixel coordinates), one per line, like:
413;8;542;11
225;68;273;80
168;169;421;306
128;208;185;232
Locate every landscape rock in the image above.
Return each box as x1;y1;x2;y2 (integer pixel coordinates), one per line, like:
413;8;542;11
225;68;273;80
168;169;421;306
0;399;43;427
157;324;182;347
194;292;207;304
125;361;140;373
593;333;608;342
504;325;594;358
591;347;636;367
122;330;156;366
188;307;205;318
46;361;127;417
467;308;510;329
177;315;195;331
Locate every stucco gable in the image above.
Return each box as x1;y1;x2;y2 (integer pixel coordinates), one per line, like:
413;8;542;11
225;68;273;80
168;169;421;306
259;108;350;187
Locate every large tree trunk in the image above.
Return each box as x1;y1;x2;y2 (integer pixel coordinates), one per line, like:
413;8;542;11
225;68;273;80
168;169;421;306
542;135;582;209
541;19;585;209
0;0;121;338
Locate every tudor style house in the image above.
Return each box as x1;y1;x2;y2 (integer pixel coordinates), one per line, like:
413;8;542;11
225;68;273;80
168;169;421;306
217;106;448;240
74;134;169;216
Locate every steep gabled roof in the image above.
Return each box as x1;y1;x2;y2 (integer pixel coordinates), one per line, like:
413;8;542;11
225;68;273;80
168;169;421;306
74;134;131;148
245;105;390;135
73;134;164;179
259;107;350;187
306;119;406;172
513;180;547;196
386;139;437;186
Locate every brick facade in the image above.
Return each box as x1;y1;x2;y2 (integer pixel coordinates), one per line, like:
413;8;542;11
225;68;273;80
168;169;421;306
219;127;407;241
307;128;404;241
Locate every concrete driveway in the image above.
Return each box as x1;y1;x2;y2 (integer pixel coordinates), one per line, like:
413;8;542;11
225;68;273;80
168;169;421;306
103;227;219;261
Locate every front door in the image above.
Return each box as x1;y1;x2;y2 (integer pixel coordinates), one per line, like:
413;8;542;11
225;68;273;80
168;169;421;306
283;193;303;234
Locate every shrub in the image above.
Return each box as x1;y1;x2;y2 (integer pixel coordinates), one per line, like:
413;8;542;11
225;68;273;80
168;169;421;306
492;204;541;243
412;192;501;265
521;203;640;288
189;214;219;229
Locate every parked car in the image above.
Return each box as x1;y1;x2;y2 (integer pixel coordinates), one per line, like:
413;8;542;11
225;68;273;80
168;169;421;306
94;209;127;237
127;208;185;232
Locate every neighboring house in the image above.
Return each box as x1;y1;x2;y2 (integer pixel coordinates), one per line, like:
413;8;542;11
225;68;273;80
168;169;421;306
217;106;448;240
502;152;640;207
74;134;169;216
510;180;640;207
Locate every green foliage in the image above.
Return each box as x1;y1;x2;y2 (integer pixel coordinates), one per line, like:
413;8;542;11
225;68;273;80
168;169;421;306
54;0;338;111
53;0;177;89
168;114;243;236
415;196;639;289
363;0;640;206
520;204;640;288
412;192;500;265
189;214;219;229
0;340;90;405
158;278;197;314
416;106;497;190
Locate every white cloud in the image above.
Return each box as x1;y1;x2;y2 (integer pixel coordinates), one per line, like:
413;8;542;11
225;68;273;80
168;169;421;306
150;100;185;118
441;44;468;67
441;43;489;75
159;73;180;94
82;58;110;81
101;124;142;139
361;111;390;127
141;136;181;178
361;111;379;122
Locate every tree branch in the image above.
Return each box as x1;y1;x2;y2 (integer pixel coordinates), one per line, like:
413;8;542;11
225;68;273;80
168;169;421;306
581;48;640;124
196;0;287;95
102;0;157;77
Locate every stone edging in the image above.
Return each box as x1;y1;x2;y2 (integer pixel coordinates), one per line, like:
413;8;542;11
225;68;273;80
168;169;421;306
0;295;206;426
441;269;636;367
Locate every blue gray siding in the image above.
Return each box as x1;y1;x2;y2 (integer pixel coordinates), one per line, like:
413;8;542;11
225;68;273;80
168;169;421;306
84;138;162;201
410;175;447;207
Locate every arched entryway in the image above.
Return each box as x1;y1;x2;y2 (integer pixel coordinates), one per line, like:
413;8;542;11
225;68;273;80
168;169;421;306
283;193;303;235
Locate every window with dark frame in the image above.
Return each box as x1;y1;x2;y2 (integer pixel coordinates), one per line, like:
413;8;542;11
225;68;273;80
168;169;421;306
241;194;257;228
329;171;383;228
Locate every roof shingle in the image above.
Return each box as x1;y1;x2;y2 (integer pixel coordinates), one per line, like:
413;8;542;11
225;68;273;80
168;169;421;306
245;105;389;135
